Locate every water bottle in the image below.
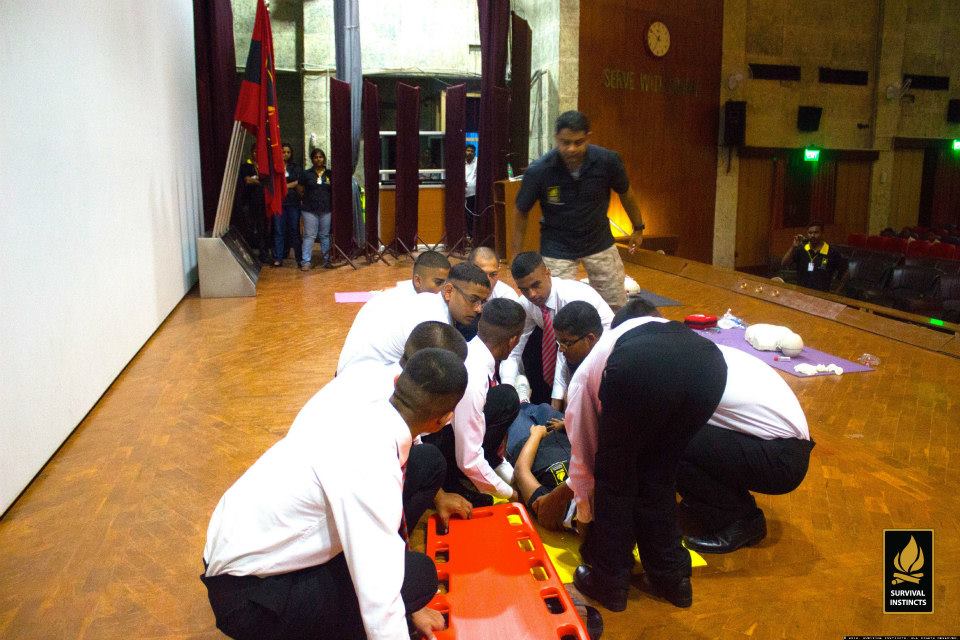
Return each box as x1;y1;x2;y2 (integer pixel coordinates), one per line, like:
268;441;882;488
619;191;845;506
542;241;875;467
506;163;514;179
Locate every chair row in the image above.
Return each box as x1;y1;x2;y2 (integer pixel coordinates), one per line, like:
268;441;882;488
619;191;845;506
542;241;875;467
835;248;960;320
846;234;960;260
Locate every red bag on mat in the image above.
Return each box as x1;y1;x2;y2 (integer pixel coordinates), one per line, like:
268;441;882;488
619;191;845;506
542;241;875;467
684;314;718;330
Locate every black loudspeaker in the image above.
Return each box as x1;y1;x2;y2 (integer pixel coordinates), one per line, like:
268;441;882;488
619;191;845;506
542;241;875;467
797;106;823;132
721;100;746;146
948;99;960;123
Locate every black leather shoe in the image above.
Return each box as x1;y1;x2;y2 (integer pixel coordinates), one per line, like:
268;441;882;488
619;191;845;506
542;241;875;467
573;565;627;612
683;510;767;554
640;574;693;608
565;586;605;640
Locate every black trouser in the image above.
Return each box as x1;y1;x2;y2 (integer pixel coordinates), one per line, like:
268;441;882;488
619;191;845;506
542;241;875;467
201;443;445;640
403;442;448;530
580;322;727;587
521;326;553;405
422;384;520;506
465;195;476;237
677;425;814;530
201;551;437;640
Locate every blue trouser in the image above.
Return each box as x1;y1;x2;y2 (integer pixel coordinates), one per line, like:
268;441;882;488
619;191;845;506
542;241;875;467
274;203;302;261
301;210;331;265
505;402;564;464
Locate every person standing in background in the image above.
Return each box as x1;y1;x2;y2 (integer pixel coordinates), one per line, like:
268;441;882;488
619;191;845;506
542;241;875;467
238;144;271;264
273;142;302;267
512;111;645;309
465;144;478;242
299;148;332;271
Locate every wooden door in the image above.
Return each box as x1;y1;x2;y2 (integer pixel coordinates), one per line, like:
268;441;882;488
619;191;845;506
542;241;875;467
735;154;774;269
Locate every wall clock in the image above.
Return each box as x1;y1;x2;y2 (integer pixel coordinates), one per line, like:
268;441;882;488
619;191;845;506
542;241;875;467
647;21;670;58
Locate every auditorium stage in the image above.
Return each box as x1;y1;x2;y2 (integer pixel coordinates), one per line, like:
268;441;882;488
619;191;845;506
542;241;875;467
0;251;957;639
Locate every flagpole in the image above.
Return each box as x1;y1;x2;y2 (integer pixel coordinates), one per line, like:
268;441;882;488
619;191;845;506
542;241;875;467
212;122;246;237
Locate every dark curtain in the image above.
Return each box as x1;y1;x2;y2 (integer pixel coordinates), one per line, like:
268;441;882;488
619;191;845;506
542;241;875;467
444;84;467;247
493;86;511;175
509;12;532;173
363;81;381;244
193;0;238;233
330;78;356;254
475;0;510;247
395;82;421;250
931;147;960;228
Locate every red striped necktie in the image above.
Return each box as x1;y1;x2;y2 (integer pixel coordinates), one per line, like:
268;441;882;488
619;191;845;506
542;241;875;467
540;305;557;385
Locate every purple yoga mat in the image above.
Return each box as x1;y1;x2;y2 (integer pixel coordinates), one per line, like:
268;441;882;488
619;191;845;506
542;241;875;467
335;291;374;304
695;328;874;377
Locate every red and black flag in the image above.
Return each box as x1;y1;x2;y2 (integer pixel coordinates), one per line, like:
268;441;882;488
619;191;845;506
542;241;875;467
235;0;286;216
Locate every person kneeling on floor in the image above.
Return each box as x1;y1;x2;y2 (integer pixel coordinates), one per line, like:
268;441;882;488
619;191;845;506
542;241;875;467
677;344;814;554
200;349;468;640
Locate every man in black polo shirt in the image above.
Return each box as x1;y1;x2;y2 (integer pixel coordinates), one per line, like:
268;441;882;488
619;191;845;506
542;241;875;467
780;222;847;292
511;110;645;309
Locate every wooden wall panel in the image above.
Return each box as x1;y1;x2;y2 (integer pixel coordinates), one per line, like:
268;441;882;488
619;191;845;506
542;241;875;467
833;157;872;240
890;148;924;231
735;154;774;269
578;0;722;264
378;188;446;245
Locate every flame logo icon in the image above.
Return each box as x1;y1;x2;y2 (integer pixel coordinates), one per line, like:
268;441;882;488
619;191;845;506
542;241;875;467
891;535;925;585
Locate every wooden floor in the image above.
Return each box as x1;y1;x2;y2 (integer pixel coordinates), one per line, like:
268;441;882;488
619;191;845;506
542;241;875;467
1;255;958;639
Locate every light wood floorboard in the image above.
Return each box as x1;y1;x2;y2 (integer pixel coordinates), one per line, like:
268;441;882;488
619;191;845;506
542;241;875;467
0;256;957;639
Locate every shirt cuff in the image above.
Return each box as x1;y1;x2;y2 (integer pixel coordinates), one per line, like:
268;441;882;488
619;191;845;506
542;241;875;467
566;477;593;523
494;479;514;500
551;382;567;401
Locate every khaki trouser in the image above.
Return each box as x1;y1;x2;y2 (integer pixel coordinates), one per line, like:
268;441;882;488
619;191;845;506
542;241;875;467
542;244;627;308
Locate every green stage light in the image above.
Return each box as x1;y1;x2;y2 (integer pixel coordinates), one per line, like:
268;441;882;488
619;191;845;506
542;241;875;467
929;318;945;327
953;139;960;151
804;148;820;161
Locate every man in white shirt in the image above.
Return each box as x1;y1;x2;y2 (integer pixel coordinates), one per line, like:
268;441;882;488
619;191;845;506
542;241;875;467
500;251;614;409
201;349;469;640
290;321;473;533
464;143;477;239
678;345;814;554
468;246;519;301
290;321;468;436
338;262;491;374
391;250;451;298
506;301;605;530
423;298;526;507
564;300;727;612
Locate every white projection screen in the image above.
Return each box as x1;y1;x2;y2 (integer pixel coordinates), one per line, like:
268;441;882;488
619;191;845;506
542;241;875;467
0;1;203;513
